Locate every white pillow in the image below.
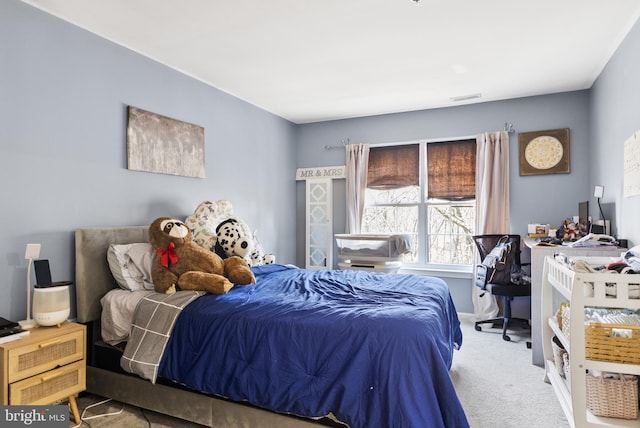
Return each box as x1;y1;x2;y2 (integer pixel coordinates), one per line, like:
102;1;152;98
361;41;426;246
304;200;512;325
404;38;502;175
107;243;155;291
100;289;154;345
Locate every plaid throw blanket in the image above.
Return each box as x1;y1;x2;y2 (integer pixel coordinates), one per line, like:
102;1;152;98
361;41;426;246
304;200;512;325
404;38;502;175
120;290;204;383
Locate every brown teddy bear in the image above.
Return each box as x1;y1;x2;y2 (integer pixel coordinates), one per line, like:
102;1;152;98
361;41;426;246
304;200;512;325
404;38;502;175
148;217;255;294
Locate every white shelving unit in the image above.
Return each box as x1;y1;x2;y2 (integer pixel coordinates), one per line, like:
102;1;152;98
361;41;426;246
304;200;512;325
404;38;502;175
542;255;640;428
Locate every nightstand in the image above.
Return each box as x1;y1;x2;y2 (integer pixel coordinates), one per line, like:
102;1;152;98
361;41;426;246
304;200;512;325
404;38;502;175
0;322;86;424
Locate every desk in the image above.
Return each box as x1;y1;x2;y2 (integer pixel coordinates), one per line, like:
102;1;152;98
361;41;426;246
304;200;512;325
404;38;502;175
525;238;624;367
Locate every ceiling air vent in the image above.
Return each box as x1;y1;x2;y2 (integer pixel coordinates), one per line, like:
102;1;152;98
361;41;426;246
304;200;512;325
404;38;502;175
450;93;482;102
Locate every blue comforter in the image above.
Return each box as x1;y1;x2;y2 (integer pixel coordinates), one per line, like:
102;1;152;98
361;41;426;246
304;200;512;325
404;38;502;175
159;265;468;428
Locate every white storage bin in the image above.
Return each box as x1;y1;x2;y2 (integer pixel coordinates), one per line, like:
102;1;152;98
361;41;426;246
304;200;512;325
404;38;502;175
334;234;412;263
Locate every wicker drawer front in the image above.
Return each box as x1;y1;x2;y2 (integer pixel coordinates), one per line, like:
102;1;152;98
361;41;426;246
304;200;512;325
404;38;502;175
8;329;84;384
9;360;85;405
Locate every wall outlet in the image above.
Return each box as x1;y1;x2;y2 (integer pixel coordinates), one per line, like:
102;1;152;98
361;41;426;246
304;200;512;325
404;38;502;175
25;243;41;260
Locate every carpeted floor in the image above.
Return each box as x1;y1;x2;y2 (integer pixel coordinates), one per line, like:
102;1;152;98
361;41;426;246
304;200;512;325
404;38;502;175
451;313;568;428
69;313;568;427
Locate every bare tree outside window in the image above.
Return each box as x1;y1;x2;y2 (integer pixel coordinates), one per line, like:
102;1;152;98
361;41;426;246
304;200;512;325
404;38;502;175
427;203;475;264
362;186;419;262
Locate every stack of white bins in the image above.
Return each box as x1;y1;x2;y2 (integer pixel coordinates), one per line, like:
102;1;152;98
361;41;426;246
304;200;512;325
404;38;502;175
334;234;412;273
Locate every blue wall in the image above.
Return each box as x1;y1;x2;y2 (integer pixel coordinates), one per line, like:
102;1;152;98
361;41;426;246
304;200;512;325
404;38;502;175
590;18;640;244
296;91;592;250
1;1;298;322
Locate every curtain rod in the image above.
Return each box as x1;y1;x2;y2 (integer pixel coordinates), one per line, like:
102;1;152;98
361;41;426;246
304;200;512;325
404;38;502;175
324;124;514;150
324;138;349;151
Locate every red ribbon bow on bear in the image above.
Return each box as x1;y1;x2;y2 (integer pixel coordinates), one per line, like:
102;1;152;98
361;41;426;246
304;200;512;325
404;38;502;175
157;242;178;267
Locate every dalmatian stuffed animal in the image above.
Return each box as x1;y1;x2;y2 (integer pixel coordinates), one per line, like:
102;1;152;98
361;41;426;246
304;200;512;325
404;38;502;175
214;217;254;261
250;232;276;266
214;216;275;266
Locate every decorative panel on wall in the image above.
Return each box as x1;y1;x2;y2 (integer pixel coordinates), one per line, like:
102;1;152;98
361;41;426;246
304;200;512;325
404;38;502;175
305;179;333;269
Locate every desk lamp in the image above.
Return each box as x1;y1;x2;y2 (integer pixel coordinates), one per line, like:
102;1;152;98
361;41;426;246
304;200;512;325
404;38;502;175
19;243;41;329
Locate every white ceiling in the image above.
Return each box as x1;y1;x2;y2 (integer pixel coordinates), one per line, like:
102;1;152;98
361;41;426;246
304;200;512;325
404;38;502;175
22;0;640;124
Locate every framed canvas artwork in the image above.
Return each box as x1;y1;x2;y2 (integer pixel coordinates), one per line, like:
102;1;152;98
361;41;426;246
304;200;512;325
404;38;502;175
127;106;205;178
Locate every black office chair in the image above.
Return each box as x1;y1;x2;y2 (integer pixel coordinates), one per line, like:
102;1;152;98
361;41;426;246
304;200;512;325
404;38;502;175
472;234;531;344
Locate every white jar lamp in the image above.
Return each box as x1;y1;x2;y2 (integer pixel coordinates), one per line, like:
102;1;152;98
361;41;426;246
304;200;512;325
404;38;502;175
32;285;70;327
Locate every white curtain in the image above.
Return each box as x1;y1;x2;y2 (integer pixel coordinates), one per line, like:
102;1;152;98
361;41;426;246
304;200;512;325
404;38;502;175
472;131;511;320
345;144;370;234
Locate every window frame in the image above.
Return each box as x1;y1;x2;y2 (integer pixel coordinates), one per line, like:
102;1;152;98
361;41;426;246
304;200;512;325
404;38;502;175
363;137;476;270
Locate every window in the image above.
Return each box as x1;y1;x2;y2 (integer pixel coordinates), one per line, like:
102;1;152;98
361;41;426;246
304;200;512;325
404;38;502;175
361;139;476;268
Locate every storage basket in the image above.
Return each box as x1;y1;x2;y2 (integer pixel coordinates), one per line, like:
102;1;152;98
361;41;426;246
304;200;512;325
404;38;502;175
562;353;570;385
561;306;640;365
586;373;639;420
551;336;567;378
585;323;640;365
555;302;569;331
561;306;571;340
555;308;563;331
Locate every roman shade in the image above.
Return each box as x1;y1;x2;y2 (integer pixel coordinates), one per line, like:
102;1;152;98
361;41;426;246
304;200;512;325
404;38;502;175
427;139;476;201
367;144;419;189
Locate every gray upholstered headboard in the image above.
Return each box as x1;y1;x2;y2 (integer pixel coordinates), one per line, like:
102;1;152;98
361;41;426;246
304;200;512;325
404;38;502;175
75;226;149;323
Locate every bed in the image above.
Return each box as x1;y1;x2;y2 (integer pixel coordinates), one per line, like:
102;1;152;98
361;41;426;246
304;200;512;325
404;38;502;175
75;226;469;428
